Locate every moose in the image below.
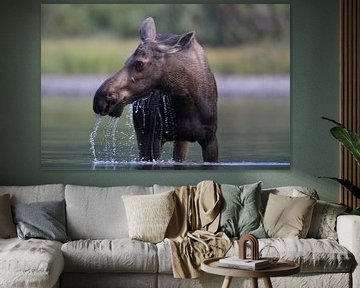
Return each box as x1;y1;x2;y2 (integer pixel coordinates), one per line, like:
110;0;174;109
93;17;218;162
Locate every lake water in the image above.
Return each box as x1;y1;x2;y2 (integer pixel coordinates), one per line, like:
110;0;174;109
41;74;290;170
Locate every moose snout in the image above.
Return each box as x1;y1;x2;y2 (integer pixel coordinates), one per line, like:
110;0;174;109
93;88;110;116
93;88;126;118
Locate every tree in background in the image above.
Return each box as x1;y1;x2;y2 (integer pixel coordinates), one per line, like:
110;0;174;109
41;4;289;47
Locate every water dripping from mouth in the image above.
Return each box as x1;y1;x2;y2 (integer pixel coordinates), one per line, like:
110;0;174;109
90;107;139;167
102;117;120;163
89;114;102;162
90;91;177;168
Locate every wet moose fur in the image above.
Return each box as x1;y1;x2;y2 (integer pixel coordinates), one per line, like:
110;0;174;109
93;17;218;162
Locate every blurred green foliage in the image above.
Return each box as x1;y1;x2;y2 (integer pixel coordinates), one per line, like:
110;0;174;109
41;4;290;47
41;38;289;75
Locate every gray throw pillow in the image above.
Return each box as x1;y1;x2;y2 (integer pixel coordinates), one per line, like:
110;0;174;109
218;182;266;238
12;200;70;243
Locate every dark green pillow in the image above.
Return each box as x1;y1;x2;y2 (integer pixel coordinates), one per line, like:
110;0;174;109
218;182;266;238
12;200;70;243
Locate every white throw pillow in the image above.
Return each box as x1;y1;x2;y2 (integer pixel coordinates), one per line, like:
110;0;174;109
122;191;175;243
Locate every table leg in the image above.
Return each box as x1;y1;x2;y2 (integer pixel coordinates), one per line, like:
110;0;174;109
222;276;233;288
251;278;258;288
263;277;273;288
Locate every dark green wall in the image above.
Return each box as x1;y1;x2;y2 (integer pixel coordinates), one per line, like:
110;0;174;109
0;0;340;202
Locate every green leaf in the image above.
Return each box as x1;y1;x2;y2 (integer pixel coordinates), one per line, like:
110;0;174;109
330;127;360;165
318;177;360;198
322;117;360;165
351;208;360;215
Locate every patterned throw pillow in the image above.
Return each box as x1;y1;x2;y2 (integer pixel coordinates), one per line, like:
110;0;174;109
122;191;175;243
307;200;347;240
218;182;266;238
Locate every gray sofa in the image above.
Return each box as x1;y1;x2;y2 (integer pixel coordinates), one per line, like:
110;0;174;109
0;183;359;288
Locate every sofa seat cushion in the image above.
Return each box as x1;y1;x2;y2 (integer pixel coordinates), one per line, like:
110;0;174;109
226;238;354;273
157;238;354;274
61;239;158;273
0;238;64;288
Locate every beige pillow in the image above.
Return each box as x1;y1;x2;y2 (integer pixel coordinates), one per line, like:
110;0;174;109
122;191;175;243
0;194;17;238
263;193;316;238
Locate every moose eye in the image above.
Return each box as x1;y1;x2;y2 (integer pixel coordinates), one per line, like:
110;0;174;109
134;60;144;72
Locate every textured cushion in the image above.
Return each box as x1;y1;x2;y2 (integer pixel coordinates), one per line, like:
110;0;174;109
122;191;175;243
218;182;266;238
0;194;16;238
61;239;158;273
12;200;70;243
0;238;64;288
308;200;347;240
263;193;316;238
65;185;153;239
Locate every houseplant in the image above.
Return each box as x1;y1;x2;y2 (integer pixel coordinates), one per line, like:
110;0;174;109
320;117;360;215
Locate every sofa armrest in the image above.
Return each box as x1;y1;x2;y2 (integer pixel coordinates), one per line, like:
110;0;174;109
337;215;360;288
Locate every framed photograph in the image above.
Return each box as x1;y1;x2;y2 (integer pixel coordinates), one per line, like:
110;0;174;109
41;4;290;170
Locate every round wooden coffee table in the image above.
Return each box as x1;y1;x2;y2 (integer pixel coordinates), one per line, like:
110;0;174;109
201;257;300;288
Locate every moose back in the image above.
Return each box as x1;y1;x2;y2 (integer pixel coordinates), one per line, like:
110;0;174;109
93;17;218;162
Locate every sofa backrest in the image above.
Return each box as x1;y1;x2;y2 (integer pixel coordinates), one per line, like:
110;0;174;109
0;184;65;204
153;184;176;194
65;184;153;239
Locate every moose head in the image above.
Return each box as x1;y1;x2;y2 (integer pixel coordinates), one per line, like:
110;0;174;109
93;17;196;118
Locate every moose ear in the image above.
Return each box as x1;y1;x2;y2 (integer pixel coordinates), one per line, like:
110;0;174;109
157;31;195;54
140;17;156;42
176;31;195;49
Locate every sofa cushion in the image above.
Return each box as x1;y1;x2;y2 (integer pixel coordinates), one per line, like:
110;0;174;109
259;238;354;273
61;273;157;288
158;237;353;274
122;191;175;243
153;184;176;194
156;240;173;274
0;184;65;204
0;194;16;238
156;238;355;276
65;185;153;239
61;239;158;273
12;200;70;243
263;193;316;238
0;238;64;288
307;200;347;240
222;237;354;274
218;182;266;238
